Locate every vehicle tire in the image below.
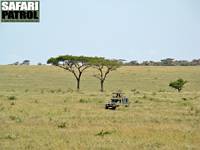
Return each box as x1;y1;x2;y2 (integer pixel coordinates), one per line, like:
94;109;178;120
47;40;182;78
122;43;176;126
112;106;116;110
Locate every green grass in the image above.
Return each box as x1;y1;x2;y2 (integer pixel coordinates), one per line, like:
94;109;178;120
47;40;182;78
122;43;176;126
0;65;200;149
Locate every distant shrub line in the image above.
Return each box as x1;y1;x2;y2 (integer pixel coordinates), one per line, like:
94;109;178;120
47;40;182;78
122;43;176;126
124;58;200;66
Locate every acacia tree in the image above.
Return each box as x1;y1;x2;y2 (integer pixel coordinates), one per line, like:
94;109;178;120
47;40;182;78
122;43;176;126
169;78;188;92
47;55;92;91
92;58;122;92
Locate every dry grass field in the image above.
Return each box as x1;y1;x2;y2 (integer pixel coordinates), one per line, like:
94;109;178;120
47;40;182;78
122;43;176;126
0;65;200;149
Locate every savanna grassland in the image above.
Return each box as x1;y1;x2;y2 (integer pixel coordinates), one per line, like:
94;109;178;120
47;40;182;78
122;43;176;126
0;65;200;150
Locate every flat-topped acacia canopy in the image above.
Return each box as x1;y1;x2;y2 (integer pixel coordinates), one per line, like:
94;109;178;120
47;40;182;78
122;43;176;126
47;55;122;91
47;55;101;65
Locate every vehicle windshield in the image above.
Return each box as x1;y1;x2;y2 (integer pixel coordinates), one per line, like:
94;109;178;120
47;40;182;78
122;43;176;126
111;99;119;103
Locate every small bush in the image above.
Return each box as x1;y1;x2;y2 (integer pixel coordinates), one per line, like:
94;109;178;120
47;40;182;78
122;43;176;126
96;130;112;137
0;106;5;111
64;107;69;112
195;108;200;116
190;106;194;111
152;92;156;96
41;89;44;94
131;89;137;92
57;121;66;128
182;97;187;101
158;89;165;92
67;88;73;93
98;100;104;103
9;115;16;120
49;117;52;122
135;100;139;103
10;102;15;105
142;95;147;99
149;97;154;101
8;96;16;100
135;91;140;94
20;117;25;122
50;90;55;93
3;134;17;140
56;88;62;93
89;94;97;97
131;89;140;94
79;98;90;103
9;115;22;123
169;78;187;92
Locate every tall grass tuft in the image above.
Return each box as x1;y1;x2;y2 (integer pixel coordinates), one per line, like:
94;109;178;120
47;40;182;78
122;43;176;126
8;96;16;100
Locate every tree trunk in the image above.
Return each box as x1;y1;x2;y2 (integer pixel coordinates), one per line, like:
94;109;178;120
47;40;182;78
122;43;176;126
77;78;80;91
100;80;104;92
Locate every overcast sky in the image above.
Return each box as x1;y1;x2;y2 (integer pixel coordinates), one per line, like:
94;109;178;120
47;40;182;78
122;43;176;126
0;0;200;64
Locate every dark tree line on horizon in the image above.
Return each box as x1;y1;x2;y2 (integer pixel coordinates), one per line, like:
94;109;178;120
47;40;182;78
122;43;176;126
124;58;200;66
10;60;30;66
9;58;200;66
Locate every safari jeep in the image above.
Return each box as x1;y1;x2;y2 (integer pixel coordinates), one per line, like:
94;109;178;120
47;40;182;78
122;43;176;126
105;92;129;110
